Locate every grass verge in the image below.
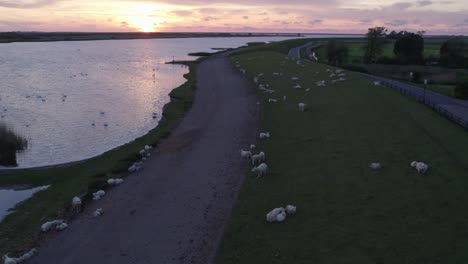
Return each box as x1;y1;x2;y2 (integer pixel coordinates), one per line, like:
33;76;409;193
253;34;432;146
215;48;468;263
0;60;198;256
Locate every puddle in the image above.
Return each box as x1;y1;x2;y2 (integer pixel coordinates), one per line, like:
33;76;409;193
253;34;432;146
0;185;50;222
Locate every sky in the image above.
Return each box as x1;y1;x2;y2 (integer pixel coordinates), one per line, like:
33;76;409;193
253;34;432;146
0;0;467;34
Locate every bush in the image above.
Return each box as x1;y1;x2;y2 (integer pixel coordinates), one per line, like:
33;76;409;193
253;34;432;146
455;76;468;99
376;56;400;65
393;32;424;64
440;37;467;68
325;40;349;65
0;123;28;167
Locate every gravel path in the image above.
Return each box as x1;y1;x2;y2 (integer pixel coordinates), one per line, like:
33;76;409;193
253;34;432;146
29;53;259;264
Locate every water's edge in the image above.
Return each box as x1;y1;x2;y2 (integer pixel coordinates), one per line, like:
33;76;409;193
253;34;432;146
0;59;197;174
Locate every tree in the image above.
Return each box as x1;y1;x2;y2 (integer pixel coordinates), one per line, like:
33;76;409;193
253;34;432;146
325;40;349;65
440;37;467;68
393;32;424;64
363;26;388;63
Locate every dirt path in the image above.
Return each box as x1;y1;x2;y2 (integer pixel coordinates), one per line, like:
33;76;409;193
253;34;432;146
29;54;259;264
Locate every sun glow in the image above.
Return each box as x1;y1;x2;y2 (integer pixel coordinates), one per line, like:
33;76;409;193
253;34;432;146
130;17;158;32
117;3;165;32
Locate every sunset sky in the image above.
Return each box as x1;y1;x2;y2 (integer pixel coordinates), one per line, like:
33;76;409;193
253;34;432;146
0;0;467;34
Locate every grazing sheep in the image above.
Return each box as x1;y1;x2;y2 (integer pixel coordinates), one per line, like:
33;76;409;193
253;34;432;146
72;197;82;207
298;103;306;112
139;149;146;156
291;77;299;81
283;96;287;101
369;163;381;170
305;88;311;92
92;190;106;201
107;178;124;186
415;162;429;173
316;80;326;87
268;98;278;103
259;132;270;139
144;145;152;151
41;220;64;232
374;81;381;86
250;144;256;150
240;150;252;159
293;84;302;89
251;152;265;165
285;205;297;215
276;211;287;222
3;249;37;264
253;77;258;83
410;161;417;167
56;222;68;231
93;208;104;217
252;163;268;177
330;73;336;78
266;207;285;223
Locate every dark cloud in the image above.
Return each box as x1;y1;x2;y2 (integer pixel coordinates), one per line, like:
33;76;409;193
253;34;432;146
0;0;61;8
389;2;412;10
417;0;433;6
385;19;408;26
203;16;219;21
308;19;322;25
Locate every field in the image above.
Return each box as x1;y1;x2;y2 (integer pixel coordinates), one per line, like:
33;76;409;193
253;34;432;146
215;49;468;263
0;61;197;256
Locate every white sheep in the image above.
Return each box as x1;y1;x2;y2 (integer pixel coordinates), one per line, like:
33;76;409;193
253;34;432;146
293;84;302;89
410;161;417;167
285;205;297;215
415;162;429;173
250;144;256;150
253;77;258;83
71;197;82;207
283;96;287;101
139;149;146;156
268;98;278;103
305;88;311;92
93;208;104;217
252;163;268;177
3;249;37;264
276;211;287;222
298;103;306;112
92;190;106;201
374;81;381;86
251;152;265;165
56;222;68;231
41;220;64;232
316;80;326;87
369;163;381;170
144;145;153;151
240;150;252;159
266;207;285;222
107;178;124;186
291;77;299;81
259;132;270;139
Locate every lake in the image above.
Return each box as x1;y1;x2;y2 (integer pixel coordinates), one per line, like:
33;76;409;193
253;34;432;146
0;36;302;168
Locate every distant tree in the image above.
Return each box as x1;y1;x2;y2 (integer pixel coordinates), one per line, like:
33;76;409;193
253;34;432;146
363;26;388;63
0;123;28;167
440;37;467;68
326;40;349;65
393;32;424;64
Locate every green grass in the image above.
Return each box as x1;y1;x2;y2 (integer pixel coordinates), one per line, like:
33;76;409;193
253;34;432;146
215;50;468;263
0;61;198;256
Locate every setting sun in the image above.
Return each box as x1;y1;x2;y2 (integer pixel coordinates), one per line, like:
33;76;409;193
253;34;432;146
129;17;158;32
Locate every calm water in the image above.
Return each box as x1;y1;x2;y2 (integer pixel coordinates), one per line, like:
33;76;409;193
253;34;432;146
0;185;49;221
0;36;302;168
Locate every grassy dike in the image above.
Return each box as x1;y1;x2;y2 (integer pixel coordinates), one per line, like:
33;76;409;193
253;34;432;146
0;60;198;256
215;48;468;263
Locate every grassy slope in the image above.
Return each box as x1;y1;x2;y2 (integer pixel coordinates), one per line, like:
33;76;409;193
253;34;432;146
215;50;468;263
0;61;197;256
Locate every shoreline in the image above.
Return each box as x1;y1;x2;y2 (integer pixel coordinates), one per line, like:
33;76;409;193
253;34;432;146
0;32;301;44
0;60;196;174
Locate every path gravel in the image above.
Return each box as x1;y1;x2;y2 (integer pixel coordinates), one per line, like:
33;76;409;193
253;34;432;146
29;53;259;264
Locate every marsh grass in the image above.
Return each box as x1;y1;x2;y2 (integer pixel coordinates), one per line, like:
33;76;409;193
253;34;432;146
0;123;28;167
